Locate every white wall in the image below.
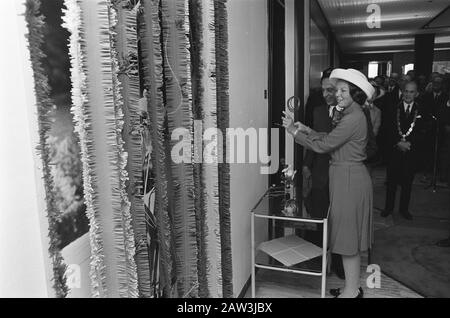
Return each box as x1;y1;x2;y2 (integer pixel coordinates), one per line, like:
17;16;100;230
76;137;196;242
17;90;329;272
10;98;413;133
228;0;269;297
0;0;52;298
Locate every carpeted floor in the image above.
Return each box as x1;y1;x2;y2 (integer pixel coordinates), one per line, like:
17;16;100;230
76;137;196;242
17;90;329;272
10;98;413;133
372;225;450;298
371;169;450;220
371;167;450;298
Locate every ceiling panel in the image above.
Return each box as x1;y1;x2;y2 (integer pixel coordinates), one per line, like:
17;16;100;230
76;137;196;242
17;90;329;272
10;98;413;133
318;0;450;53
426;5;450;28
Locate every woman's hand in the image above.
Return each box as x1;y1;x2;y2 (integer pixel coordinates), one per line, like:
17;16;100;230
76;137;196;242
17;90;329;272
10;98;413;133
282;111;311;135
294;122;311;135
282;111;296;135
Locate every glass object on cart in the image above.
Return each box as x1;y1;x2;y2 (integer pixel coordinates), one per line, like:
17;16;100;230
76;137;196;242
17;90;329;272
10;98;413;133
280;162;299;218
250;187;329;298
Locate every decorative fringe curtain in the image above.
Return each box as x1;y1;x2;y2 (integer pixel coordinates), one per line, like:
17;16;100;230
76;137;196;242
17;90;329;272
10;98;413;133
189;0;223;298
63;0;106;296
139;0;174;297
24;0;69;298
140;0;232;298
161;0;199;298
63;0;138;297
188;0;208;298
107;0;140;298
112;0;151;298
60;0;232;298
214;0;233;298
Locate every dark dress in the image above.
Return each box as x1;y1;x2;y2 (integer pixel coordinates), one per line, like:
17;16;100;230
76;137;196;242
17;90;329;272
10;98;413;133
294;103;373;256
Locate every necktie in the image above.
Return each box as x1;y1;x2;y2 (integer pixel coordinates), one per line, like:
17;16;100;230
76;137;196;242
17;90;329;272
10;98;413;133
330;106;336;119
406;104;411;116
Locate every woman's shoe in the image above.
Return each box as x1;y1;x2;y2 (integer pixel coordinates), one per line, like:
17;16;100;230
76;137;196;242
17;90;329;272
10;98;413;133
330;288;341;297
330;287;363;298
355;288;364;298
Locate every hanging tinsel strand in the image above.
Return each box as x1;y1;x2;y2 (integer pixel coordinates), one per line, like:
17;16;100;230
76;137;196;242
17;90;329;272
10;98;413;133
24;0;69;298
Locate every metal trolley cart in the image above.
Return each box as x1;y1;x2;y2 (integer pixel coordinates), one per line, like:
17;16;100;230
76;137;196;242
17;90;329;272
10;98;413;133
250;187;329;298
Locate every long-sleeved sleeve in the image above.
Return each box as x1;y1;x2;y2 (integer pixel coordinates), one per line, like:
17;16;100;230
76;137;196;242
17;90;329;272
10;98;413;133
294;114;357;154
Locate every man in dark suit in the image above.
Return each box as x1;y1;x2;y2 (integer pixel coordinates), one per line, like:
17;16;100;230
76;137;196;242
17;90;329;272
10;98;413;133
420;75;449;179
303;68;345;278
382;81;429;220
377;77;403;164
303;68;334;222
387;73;399;93
388;83;403;107
420;75;447;117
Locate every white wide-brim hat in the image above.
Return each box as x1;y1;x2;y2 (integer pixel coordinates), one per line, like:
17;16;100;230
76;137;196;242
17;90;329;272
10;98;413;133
329;68;375;101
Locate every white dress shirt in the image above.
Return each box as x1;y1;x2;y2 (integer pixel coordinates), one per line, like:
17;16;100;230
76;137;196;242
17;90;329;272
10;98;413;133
329;105;335;118
403;101;413;115
328;105;343;118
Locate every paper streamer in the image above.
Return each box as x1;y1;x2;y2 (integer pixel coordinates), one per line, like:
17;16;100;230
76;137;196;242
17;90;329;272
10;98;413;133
25;0;69;298
63;0;139;297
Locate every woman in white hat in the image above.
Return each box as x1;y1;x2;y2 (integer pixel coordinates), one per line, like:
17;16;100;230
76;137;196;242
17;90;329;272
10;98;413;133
283;68;375;298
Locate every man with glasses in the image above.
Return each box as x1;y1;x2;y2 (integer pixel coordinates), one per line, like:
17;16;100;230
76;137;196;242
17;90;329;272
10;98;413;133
303;68;345;279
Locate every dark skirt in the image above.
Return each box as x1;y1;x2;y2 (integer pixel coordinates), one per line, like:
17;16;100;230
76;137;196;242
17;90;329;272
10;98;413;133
328;162;373;256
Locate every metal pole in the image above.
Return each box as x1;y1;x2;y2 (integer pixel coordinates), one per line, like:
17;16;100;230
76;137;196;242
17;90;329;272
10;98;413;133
432;122;439;192
251;212;256;298
255;264;323;276
254;214;325;223
426;117;443;192
321;218;328;298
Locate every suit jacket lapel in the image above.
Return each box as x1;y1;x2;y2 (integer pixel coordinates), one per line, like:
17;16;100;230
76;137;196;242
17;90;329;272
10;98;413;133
409;102;418;119
398;101;406;121
314;104;333;133
439;93;448;106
